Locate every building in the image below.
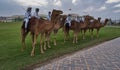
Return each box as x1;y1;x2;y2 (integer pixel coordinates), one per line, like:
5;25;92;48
0;16;14;22
0;15;24;23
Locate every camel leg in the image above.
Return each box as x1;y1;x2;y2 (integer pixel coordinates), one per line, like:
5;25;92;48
67;31;70;40
81;29;83;38
53;30;57;46
91;28;94;38
31;34;37;56
31;33;38;45
63;28;66;42
73;34;75;44
76;32;79;43
46;32;51;48
75;31;79;44
44;41;47;50
44;33;47;50
31;33;34;46
89;29;91;32
64;30;67;42
40;33;44;53
63;27;66;42
64;33;66;43
73;31;76;44
66;30;70;41
21;28;29;51
81;29;83;34
83;29;86;39
97;28;100;38
64;27;69;42
81;29;84;39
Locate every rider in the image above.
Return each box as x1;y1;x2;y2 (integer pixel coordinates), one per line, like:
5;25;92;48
81;16;85;22
33;8;40;19
75;16;80;22
65;14;72;28
47;11;51;21
24;7;32;31
82;17;85;21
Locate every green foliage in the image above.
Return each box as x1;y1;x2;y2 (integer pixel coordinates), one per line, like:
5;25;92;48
14;17;23;22
0;22;120;70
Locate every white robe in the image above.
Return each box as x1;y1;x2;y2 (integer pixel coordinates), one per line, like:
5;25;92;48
75;17;81;22
47;13;51;21
24;11;31;29
33;12;40;19
65;16;72;26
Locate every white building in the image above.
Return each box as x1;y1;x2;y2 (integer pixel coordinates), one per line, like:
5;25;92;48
0;17;14;22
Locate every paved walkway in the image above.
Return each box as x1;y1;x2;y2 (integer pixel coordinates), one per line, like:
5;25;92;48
35;37;120;70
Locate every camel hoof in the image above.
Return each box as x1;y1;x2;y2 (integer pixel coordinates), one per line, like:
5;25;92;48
73;42;75;44
44;46;46;50
83;38;85;40
31;53;34;56
41;51;44;54
44;48;46;50
54;43;57;46
48;46;51;48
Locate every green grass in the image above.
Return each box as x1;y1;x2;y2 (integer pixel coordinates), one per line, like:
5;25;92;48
0;22;120;70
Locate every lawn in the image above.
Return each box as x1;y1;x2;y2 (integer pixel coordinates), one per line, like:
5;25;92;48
0;22;120;70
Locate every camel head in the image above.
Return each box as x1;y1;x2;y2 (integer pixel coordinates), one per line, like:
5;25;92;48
84;15;94;21
105;18;109;24
52;9;63;16
98;17;101;22
51;9;63;22
102;18;109;26
88;15;94;20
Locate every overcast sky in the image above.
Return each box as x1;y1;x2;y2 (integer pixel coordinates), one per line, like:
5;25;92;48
0;0;120;20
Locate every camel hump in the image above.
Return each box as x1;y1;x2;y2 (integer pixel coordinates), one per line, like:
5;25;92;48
38;18;51;24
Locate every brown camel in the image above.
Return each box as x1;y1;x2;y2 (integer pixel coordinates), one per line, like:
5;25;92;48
21;9;63;56
79;15;94;39
87;17;109;38
92;18;109;37
63;18;81;44
87;17;98;38
63;15;94;43
53;14;67;45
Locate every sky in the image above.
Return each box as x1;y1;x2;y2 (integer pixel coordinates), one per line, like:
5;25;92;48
0;0;120;20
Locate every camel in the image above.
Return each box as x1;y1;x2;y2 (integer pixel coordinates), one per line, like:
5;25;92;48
79;15;94;39
63;17;81;44
87;17;109;38
53;14;67;45
21;9;63;56
92;18;109;37
87;17;98;38
70;20;81;43
63;15;94;43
